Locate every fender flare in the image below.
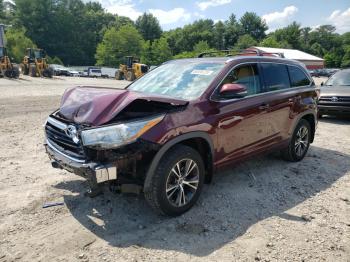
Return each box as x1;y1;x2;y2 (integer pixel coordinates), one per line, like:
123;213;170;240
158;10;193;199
289;109;317;142
143;131;214;190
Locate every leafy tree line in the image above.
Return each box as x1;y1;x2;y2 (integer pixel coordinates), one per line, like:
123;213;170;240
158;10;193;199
1;0;349;68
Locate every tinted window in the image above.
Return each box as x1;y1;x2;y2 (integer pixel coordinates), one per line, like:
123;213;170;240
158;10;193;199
221;64;261;97
288;66;310;87
261;63;290;91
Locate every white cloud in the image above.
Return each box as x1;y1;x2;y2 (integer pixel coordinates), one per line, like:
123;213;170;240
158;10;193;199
149;8;191;25
328;7;350;33
98;0;142;21
196;0;231;11
262;6;298;32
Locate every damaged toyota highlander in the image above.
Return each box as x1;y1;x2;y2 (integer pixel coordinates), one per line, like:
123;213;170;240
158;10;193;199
44;52;318;216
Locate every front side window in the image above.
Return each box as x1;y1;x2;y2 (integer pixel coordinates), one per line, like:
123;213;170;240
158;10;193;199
288;66;310;87
220;64;261;97
261;63;290;92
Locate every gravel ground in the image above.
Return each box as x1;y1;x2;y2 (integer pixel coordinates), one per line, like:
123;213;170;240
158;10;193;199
0;76;349;262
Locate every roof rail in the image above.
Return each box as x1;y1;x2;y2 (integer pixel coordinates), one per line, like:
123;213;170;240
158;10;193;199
198;49;285;58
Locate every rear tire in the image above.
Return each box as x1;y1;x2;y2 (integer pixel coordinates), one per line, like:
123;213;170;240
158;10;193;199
42;68;53;78
115;71;123;80
126;70;135;81
21;64;29;75
30;64;37;77
144;145;205;216
282;119;311;162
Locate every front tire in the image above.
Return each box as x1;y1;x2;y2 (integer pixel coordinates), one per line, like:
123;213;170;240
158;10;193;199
144;145;205;216
282;119;311;162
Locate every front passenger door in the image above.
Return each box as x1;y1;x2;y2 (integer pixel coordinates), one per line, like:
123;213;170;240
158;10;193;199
214;63;272;166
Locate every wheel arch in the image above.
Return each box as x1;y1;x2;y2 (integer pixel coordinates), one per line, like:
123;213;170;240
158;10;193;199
301;114;316;143
143;132;214;191
290;111;317;143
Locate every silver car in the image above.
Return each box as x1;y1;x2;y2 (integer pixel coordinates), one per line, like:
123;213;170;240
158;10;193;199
318;69;350;117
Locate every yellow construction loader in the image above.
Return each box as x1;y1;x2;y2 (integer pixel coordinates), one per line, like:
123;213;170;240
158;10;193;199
115;56;148;81
0;24;19;78
21;48;53;78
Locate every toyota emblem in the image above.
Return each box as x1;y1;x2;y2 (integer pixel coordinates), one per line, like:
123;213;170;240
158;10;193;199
65;125;79;144
331;96;338;102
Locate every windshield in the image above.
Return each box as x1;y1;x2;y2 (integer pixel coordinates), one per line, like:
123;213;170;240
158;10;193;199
128;61;225;100
325;70;350;86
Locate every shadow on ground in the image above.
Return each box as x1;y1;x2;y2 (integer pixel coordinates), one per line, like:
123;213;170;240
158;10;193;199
318;115;350;125
54;145;350;256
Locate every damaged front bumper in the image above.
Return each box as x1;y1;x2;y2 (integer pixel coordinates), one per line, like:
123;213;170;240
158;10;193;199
45;139;117;184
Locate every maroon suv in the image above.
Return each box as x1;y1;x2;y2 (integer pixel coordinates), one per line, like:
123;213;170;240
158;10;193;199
44;54;318;216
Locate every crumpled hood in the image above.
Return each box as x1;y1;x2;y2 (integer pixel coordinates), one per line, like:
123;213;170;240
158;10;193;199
59;86;188;126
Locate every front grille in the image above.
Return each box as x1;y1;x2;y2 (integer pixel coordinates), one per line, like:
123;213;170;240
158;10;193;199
318;96;350;106
45;117;86;161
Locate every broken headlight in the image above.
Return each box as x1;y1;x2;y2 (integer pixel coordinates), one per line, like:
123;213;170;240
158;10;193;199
81;115;164;149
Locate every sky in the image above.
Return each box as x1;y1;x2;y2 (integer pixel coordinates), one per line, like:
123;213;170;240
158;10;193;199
89;0;350;33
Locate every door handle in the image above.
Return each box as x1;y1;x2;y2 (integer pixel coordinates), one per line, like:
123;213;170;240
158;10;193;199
258;103;270;110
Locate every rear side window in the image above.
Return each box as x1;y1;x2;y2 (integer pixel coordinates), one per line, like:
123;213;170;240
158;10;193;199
261;63;290;92
288;66;311;87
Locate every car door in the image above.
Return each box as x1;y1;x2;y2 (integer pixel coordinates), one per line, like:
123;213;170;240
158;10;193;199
258;63;300;142
214;63;274;167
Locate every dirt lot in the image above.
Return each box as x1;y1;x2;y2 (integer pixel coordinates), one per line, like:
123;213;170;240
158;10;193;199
0;76;349;262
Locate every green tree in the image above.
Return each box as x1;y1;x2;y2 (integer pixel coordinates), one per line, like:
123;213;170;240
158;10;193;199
214;20;225;49
5;27;36;63
193;40;210;54
0;0;5;22
341;45;350;68
95;25;143;67
223;14;240;48
135;13;162;42
235;34;257;49
260;36;285;48
239;12;268;41
173;51;196;59
141;37;172;65
274;22;301;49
14;0;115;65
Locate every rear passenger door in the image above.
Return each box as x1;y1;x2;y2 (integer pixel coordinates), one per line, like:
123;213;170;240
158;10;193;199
258;63;310;144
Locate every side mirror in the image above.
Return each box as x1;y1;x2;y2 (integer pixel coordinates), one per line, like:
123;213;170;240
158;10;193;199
220;83;247;98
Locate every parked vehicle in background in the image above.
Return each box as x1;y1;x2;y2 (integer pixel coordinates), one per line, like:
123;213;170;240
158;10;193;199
314;68;340;78
309;69;319;77
0;24;20;79
79;70;88;77
115;56;148;81
87;67;102;77
101;67;118;78
44;51;318;216
67;68;79;77
22;48;53;78
50;64;70;76
318;69;350;117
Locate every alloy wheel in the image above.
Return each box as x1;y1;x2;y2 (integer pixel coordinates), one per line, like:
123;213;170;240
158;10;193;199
294;125;309;157
165;159;200;207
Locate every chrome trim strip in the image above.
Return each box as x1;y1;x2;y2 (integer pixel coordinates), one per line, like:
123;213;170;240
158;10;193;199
46;138;86;163
47;117;67;130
